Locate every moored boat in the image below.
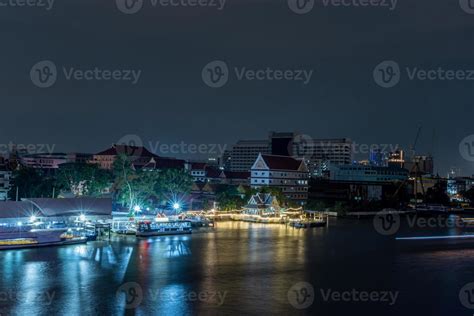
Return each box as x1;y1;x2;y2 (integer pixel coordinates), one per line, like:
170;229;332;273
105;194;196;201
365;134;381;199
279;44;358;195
410;204;449;217
0;226;87;250
136;220;192;237
289;219;327;229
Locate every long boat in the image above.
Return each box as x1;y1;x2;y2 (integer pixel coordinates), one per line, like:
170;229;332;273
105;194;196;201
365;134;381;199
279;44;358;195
0;227;87;250
136;220;192;237
289;219;327;228
410;204;449;217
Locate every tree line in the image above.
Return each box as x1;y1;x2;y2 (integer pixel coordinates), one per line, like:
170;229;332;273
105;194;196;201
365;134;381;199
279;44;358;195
8;154;194;213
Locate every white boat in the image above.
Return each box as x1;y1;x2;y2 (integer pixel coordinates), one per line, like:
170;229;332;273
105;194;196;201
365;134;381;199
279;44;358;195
411;204;449;216
289;219;327;228
136;220;192;237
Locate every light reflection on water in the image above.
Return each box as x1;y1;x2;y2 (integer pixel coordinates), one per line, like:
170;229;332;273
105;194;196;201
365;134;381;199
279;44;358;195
0;220;473;315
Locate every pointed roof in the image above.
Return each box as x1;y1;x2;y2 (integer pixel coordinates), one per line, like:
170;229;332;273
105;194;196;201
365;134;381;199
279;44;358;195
252;154;307;172
96;144;158;158
245;193;280;209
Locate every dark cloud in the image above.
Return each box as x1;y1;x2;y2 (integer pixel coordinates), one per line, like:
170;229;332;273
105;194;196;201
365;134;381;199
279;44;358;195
0;0;473;174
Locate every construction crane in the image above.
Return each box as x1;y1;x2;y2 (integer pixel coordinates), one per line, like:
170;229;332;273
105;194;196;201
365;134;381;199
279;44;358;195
411;126;426;199
392;126;426;203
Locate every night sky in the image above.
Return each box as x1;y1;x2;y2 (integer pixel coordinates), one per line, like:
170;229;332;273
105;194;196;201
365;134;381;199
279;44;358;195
1;0;473;175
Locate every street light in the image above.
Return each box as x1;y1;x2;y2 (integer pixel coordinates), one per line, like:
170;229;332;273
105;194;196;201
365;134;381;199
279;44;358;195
29;215;37;223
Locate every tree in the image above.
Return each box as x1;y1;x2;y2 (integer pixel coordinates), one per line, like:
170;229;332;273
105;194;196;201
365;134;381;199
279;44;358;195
306;199;329;211
112;155;192;213
216;185;245;211
9;167;57;200
333;201;349;216
154;168;193;202
56;163;112;197
461;188;474;206
112;154;159;214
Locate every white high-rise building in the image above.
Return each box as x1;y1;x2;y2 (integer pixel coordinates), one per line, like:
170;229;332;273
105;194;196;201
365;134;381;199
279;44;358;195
290;137;353;177
225;133;353;176
229;140;270;172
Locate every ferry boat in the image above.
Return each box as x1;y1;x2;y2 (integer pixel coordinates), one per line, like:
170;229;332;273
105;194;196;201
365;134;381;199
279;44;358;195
136;220;192;237
0;226;87;250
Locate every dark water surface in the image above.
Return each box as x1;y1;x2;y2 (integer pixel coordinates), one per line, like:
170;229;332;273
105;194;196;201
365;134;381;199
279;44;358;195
1;219;474;315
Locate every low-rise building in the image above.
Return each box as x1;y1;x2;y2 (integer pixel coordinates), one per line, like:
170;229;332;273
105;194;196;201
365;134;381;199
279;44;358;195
330;165;408;183
92;144;185;170
19;153;94;169
0;198;112;225
250;154;309;204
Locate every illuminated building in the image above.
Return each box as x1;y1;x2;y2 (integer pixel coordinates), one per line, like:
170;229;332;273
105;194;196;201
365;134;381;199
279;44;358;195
251;154;309;203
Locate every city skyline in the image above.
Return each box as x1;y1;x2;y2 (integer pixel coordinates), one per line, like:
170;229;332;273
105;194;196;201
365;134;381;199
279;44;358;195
0;131;461;176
